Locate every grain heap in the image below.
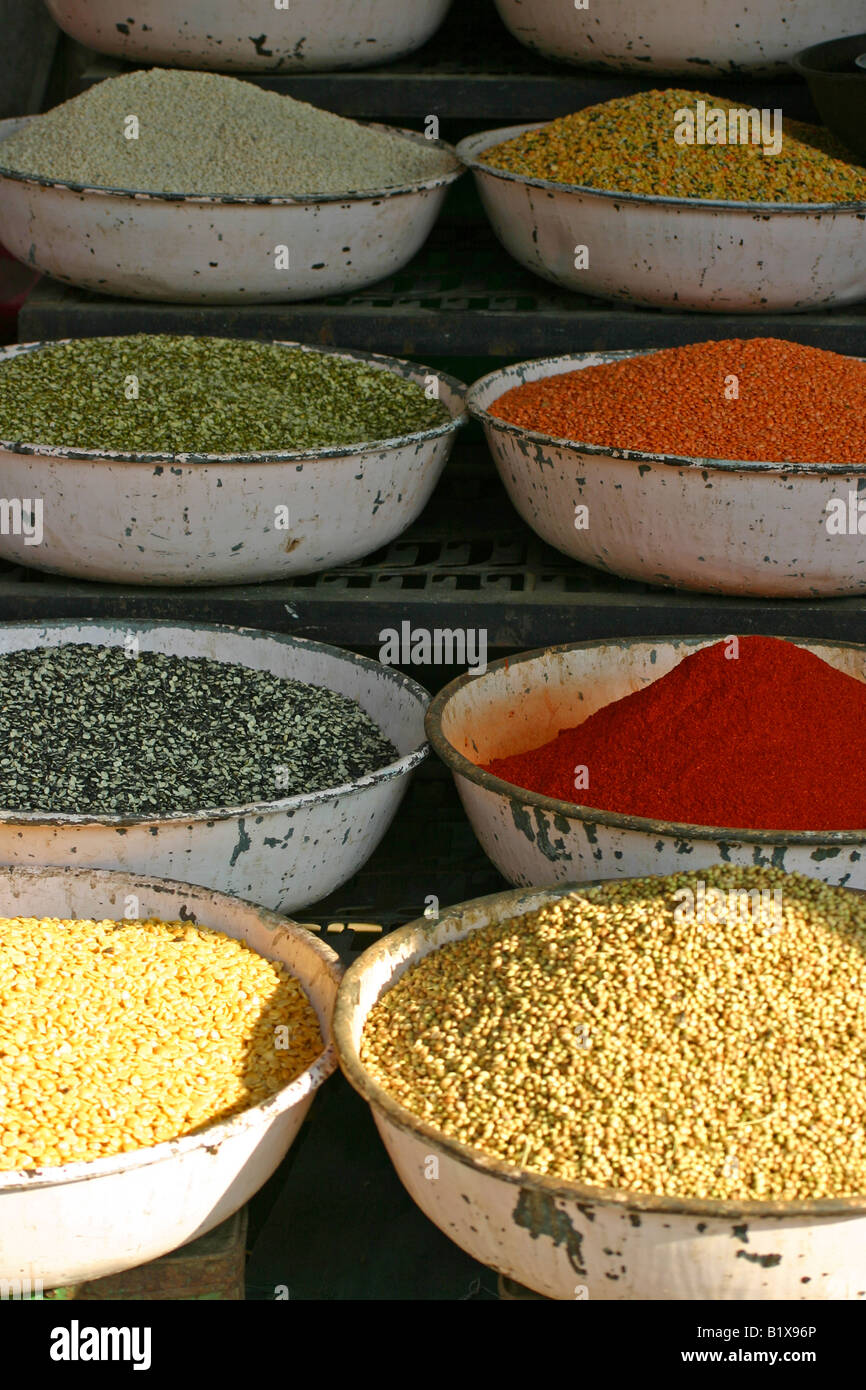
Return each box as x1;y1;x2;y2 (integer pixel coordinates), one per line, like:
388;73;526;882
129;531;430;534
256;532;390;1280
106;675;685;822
0;645;397;815
0;67;459;197
0;915;322;1170
361;868;866;1201
0;337;450;454
488;338;866;465
481;89;866;203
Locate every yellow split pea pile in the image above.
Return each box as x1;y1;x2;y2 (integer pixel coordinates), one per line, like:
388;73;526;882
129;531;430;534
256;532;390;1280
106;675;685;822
0;916;322;1171
361;868;866;1201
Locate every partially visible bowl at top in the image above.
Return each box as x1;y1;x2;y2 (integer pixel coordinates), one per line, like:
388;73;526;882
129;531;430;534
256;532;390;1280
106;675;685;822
0;340;467;586
43;0;454;72
0;117;463;303
793;34;866;162
426;635;866;890
493;0;866;77
456;124;866;313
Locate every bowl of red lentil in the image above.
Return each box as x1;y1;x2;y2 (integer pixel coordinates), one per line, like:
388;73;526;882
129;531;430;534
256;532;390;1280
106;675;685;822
426;634;866;890
457;92;866;312
0;863;342;1289
468;339;866;598
492;0;866;77
335;869;866;1300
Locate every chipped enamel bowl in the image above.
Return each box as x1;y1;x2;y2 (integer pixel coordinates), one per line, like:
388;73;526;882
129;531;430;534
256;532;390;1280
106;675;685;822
0;621;429;913
493;0;866;77
468;351;866;599
43;0;454;72
456;125;866;313
427;635;866;890
0;864;341;1288
335;879;866;1300
0;117;462;303
0;341;466;586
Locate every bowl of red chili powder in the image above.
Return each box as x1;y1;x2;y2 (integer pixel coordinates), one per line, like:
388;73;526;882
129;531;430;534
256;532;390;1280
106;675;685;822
468;339;866;599
426;633;866;889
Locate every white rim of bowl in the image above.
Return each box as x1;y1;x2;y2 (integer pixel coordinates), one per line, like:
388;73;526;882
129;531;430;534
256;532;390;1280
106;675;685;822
467;349;866;475
456;122;866;214
0;339;468;463
426;634;866;843
0;864;343;1194
0;620;431;827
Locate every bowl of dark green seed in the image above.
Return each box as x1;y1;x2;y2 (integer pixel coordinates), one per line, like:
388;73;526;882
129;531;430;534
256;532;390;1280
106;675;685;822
0;620;430;913
0;335;466;585
336;869;866;1300
458;90;866;312
0;69;463;303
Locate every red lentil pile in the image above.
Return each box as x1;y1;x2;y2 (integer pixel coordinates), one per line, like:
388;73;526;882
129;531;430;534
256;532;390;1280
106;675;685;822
488;338;866;464
482;635;866;832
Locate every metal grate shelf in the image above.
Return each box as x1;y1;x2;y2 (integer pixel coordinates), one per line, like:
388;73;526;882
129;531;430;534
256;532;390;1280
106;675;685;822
2;445;866;648
19;221;866;359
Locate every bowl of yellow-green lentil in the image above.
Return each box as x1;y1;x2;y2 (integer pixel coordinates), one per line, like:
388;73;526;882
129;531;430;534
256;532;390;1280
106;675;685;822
0;864;342;1289
335;869;866;1301
457;91;866;313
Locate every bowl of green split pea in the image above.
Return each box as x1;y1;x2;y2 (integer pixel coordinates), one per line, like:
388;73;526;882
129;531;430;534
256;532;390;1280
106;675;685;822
0;336;467;585
457;88;866;312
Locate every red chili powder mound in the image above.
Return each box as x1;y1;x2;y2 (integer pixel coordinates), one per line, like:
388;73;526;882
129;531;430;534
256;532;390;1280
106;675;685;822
488;338;866;464
482;636;866;831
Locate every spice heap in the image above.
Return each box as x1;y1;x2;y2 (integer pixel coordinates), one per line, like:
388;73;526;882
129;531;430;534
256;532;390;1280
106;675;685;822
488;338;866;464
0;337;450;454
0;645;397;815
483;636;866;831
361;867;866;1200
481;90;866;203
0;915;322;1170
0;68;459;197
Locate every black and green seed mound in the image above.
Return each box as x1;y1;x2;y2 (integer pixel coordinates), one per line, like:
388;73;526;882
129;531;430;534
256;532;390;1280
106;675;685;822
0;336;452;455
0;645;399;815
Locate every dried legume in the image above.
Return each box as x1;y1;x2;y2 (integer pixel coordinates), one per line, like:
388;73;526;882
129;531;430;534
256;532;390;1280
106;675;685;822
0;914;322;1171
362;867;866;1201
482;90;866;204
489;338;866;464
0;336;449;455
0;645;397;815
0;68;459;197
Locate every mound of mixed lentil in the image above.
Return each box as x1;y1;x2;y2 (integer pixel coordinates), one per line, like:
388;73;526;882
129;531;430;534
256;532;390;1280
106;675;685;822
361;868;866;1201
488;338;866;465
0;67;459;197
0;645;398;815
0;337;450;454
481;89;866;203
0;914;323;1170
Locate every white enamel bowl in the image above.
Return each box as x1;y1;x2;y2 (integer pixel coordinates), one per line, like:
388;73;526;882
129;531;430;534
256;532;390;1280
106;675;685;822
0;620;429;913
0;118;463;303
0;864;341;1289
44;0;454;72
336;880;866;1300
426;635;866;889
468;351;866;599
457;125;866;314
0;341;466;586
